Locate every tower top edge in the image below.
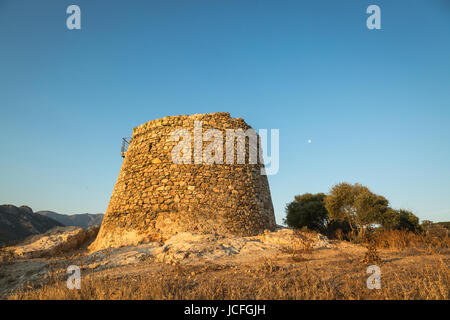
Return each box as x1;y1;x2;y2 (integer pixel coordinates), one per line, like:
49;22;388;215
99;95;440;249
132;112;249;135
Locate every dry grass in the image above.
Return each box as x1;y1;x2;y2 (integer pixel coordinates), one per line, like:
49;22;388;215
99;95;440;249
372;229;449;254
6;230;449;300
9;255;448;299
9;258;448;300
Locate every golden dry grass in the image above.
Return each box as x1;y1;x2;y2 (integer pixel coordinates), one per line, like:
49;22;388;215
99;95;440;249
372;229;449;254
9;256;448;300
8;230;449;300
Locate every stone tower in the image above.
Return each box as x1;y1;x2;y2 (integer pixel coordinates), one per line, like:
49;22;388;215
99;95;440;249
90;112;276;252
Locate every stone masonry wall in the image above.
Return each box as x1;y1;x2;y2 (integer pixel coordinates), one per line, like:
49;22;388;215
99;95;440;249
90;112;276;252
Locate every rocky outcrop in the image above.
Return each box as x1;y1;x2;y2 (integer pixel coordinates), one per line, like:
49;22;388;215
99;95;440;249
84;228;332;269
0;205;63;245
9;226;99;259
90;113;276;252
152;228;332;265
37;211;104;228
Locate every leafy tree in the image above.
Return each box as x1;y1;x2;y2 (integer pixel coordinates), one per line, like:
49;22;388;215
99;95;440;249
396;209;421;232
379;208;421;232
379;208;400;230
284;193;328;233
324;183;389;236
421;220;433;228
326;219;353;240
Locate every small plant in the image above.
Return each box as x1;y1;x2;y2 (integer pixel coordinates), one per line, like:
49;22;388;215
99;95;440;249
361;240;382;265
259;259;280;272
279;229;315;262
0;247;16;264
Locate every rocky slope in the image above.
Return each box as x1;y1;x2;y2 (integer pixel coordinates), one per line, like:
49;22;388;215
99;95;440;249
0;205;63;245
37;211;104;228
8;226;99;259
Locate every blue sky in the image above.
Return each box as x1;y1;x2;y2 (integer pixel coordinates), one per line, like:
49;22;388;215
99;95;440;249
1;0;449;223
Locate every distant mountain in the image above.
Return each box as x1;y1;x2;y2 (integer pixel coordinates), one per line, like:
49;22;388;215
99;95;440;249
0;205;63;245
36;211;104;228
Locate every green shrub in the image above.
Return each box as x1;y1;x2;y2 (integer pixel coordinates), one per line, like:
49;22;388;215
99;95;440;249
284;193;328;233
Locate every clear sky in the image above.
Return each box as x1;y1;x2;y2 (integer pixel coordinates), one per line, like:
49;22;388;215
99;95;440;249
1;0;449;223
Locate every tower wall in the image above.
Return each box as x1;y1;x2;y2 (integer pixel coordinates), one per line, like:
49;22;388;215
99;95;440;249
90;112;276;251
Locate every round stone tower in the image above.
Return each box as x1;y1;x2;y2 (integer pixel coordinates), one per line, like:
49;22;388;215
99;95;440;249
90;112;276;252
